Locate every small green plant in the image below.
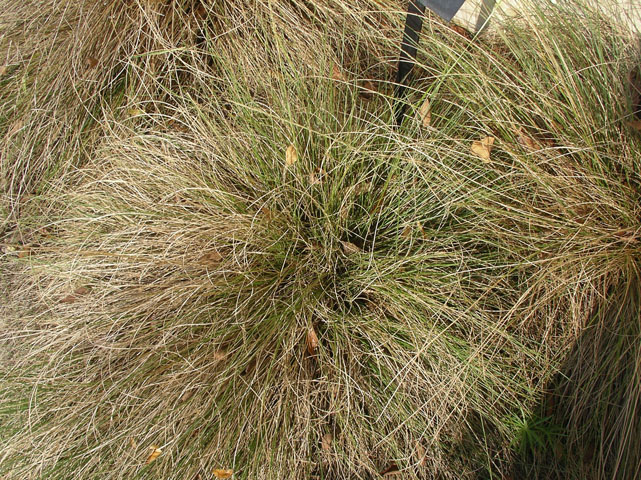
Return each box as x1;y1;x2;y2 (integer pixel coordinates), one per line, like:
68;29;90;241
508;409;564;459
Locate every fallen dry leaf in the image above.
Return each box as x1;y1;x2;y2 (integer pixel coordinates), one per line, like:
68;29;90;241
8;119;24;137
285;144;298;167
129;438;137;449
213;349;228;362
128;108;145;117
0;65;7;76
359;80;377;99
380;463;401;476
341;241;360;255
145;445;162;464
306;326;319;355
321;433;332;451
200;250;223;265
260;206;274;221
74;286;90;296
470;136;495;162
308;168;325;185
332;63;346;82
450;23;472;39
194;4;207;19
516;128;538;151
212;468;233;478
401;225;412;239
415;441;427;465
418;98;431;127
86;56;98;68
354;182;372;195
339;202;351;220
60;294;77;304
627;119;641;131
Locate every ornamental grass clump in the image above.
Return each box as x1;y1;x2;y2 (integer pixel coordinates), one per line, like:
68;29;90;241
1;1;640;479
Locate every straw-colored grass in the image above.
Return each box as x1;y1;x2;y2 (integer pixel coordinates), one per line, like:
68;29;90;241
1;1;640;479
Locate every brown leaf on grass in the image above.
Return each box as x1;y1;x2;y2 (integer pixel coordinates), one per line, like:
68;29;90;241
306;326;319;355
145;445;162;464
194;4;207;19
341;241;360;255
200;250;223;265
17;247;31;258
339;202;351;221
74;286;90;296
212;468;233;478
516;128;538;151
627;119;641;131
8;119;24;137
470;136;495;162
380;463;401;476
418;98;431;127
0;65;7;76
321;433;332;451
332;63;346;82
415;441;427;465
400;225;412;239
86;56;98;68
260;206;273;221
308;168;326;185
354;182;372;195
60;294;77;304
129;438;137;449
285;144;298;167
450;23;472;39
359;80;377;99
613;228;639;244
213;349;228;362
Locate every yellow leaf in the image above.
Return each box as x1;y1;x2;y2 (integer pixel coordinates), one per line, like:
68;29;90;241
321;433;333;452
418;99;431;127
285;144;298;167
306;326;319;355
128;108;145;117
145;445;162;464
470;136;495;162
0;65;7;76
212;468;233;478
